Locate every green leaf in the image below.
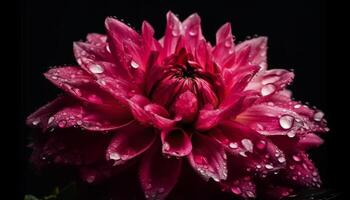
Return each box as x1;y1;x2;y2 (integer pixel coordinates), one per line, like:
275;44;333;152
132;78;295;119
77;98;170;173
24;194;40;200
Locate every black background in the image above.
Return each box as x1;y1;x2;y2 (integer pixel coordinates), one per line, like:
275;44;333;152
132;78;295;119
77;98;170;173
17;0;344;199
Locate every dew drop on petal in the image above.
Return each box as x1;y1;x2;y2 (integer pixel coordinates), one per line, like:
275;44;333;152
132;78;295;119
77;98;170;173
279;115;294;130
261;84;276;96
189;28;198;36
224;40;232;48
48;116;55;124
294;104;301;109
241;139;253;153
130;60;139;69
313;111;324;122
287;131;296;138
51;76;58;80
265;164;273;169
278;157;286;163
172;29;180;37
231;186;242;195
246;191;255;198
109;152;121;161
312;172;318;176
292;155;301;162
86;175;95;183
89;64;104;74
256;164;262;169
32;119;40;126
229;142;238;149
239;151;248;157
58;120;66;128
77;120;83;125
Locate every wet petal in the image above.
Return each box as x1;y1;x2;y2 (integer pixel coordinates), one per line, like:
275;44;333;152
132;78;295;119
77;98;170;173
139;143;182;200
188;133;227;182
106;122;156;165
171;90;198;123
182;13;203;55
235;37;268;70
161;128;192;157
162;11;183;58
210;121;286;173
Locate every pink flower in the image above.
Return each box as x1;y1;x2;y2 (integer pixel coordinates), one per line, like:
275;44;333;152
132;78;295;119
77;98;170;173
27;12;328;200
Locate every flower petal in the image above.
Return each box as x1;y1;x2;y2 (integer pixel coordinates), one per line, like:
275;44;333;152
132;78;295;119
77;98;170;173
212;23;235;68
182;13;203;56
161;128;192;157
139;143;182;200
44;66;123;107
171;90;198;123
162;11;183;58
187;133;227;182
282;152;321;187
106;121;156;165
210;121;286;173
47;104;132;131
235;36;268;70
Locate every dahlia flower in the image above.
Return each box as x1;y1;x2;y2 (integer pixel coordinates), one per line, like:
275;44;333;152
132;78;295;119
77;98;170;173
27;12;328;200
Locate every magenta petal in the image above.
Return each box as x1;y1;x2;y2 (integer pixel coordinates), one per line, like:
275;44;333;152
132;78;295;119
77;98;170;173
211;121;286;172
188;133;227;182
259;184;294;200
212;23;235;68
48;104;132;131
44;67;122;107
86;33;107;45
106;122;156;164
73;41;114;63
139;143;182;200
162;11;183;58
171;90;198;123
297;133;324;150
182;13;203;55
235;37;268;69
282;152;321;187
223;176;256;199
26;96;72;131
161;128;192;157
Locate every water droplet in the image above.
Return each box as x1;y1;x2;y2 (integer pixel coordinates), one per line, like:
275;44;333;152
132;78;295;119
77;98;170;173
51;76;58;80
106;45;111;53
246;191;255;198
287;131;296;138
256;140;266;150
89;64;104;74
278;157;286;163
130;60;139;69
313;111;324;122
229;142;238;149
279;115;294;130
58;120;66;128
261;84;276;96
312;177;318;182
77;120;83;125
241;139;253;153
163;142;170;151
294;104;301;109
32;119;40;126
292;155;301;162
239;151;248;157
48;117;55;124
256;164;262;169
109;152;121;160
171;29;180;37
312;172;318;176
292;176;297;180
146;183;152;189
231;186;242;195
189;28;198;36
265;164;273;169
224;40;232;48
289;165;295;170
86;175;95;183
262;76;280;85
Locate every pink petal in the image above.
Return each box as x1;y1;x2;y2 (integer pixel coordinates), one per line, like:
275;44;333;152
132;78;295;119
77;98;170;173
47;104;132;131
245;69;295;96
139;143;182;200
282;152;321;187
235;37;268;70
210;121;286;173
212;23;235;68
73;41;114;63
222;176;256;199
86;33;107;45
26;96;72;131
187;133;227;182
161;128;192;157
182;13;203;56
296;133;324;150
44;66;123;107
106;122;156;165
162;11;183;59
171;90;198;123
